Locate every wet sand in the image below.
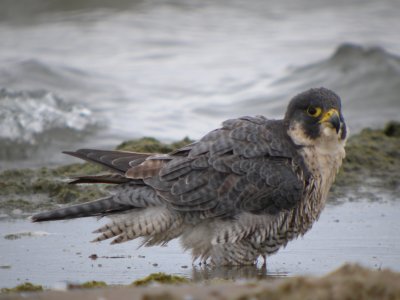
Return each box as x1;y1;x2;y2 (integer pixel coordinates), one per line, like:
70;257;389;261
1;198;399;289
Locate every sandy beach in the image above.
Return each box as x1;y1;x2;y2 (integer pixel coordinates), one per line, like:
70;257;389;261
1;264;400;300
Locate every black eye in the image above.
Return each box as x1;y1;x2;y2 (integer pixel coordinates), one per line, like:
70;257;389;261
307;106;322;117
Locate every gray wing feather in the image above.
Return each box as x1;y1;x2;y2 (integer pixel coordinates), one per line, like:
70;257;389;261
237;160;304;214
142;117;307;218
171;171;209;195
159;157;194;177
191;156;209;169
63;149;152;174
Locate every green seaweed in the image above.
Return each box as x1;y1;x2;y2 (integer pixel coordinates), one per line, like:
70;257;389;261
331;122;400;199
384;121;400;137
4;232;36;240
67;280;107;289
133;272;189;286
116;136;193;153
0;167;107;215
1;282;43;293
2;199;33;209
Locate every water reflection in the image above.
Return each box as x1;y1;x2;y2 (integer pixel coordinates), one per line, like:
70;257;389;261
191;264;288;281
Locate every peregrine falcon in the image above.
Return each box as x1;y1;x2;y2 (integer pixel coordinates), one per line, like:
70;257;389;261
32;87;347;266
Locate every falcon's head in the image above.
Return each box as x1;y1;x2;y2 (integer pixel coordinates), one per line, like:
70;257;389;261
285;87;347;147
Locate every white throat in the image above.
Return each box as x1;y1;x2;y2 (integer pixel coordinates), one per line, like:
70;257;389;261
288;122;347;199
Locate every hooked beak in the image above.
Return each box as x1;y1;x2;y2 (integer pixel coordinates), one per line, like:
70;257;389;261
319;108;341;133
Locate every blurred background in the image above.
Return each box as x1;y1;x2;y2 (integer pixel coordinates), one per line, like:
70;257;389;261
1;0;400;169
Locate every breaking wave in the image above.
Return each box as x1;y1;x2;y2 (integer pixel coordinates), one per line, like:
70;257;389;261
0;88;96;159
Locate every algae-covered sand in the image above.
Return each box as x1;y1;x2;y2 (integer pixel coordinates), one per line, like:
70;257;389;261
0;137;193;216
332;121;400;198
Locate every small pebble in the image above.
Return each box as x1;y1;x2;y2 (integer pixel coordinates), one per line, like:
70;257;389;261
0;265;11;269
89;254;98;260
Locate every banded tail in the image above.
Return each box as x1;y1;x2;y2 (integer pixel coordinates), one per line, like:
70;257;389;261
30;148;157;222
31;197;133;222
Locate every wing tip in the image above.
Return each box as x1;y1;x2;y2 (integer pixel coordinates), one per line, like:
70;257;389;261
62;150;74;155
29;213;50;223
63;149;93;156
62;150;84;159
29;215;37;222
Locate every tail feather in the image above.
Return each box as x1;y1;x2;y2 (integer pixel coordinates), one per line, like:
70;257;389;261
91;208;179;245
31;197;133;222
68;174;132;185
140;218;184;247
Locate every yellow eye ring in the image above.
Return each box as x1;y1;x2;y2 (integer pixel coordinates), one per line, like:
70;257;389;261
307;106;322;118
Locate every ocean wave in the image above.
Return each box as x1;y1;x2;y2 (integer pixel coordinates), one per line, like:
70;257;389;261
0;88;96;159
0;59;93;96
290;43;400;85
0;0;138;23
247;43;400;132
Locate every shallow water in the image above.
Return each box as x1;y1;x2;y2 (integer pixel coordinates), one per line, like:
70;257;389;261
1;0;400;168
0;198;399;288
